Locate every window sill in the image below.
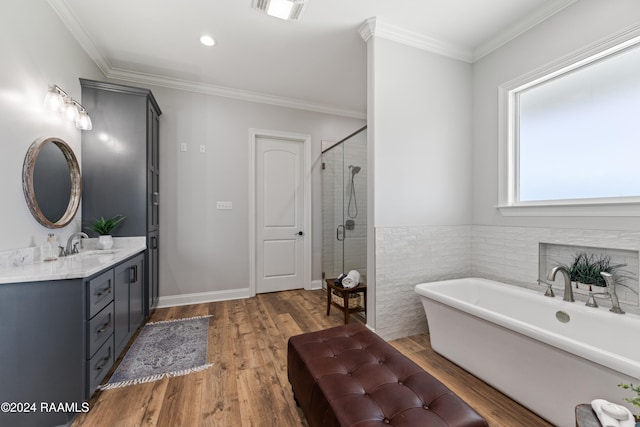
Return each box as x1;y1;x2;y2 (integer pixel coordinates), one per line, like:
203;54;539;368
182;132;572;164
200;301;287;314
496;200;640;217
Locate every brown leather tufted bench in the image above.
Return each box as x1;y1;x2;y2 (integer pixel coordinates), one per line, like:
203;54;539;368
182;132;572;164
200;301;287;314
287;323;488;427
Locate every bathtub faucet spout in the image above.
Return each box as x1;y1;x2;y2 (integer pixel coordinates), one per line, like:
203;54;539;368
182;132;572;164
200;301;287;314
547;266;574;302
600;272;625;314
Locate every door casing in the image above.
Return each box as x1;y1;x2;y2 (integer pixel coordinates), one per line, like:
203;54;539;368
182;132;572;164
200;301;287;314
249;128;312;296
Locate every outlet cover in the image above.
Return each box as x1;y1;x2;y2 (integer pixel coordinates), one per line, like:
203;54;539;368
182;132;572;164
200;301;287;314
216;201;232;210
180;143;187;152
199;144;206;153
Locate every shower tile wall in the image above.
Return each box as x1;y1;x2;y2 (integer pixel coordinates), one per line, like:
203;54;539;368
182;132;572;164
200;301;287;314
322;148;342;279
322;133;367;280
375;224;640;340
343;139;367;277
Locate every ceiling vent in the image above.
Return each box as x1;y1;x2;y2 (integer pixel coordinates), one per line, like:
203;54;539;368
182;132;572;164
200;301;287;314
252;0;307;21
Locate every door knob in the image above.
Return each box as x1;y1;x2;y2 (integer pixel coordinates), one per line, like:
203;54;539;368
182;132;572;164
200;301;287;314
296;231;304;236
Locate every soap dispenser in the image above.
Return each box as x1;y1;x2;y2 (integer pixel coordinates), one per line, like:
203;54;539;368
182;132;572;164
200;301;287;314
43;233;58;261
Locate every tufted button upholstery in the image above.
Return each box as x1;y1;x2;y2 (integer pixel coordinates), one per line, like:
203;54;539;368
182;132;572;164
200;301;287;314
288;323;488;427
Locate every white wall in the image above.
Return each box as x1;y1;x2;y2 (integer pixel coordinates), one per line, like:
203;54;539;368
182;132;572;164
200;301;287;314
472;0;640;231
374;38;472;227
130;85;365;302
0;1;103;252
369;37;473;338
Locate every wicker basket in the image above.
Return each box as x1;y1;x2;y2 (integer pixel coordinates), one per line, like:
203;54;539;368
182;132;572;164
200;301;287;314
331;289;363;308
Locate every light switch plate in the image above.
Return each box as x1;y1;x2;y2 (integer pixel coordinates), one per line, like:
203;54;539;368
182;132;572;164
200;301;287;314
199;145;206;153
216;201;232;210
180;143;187;152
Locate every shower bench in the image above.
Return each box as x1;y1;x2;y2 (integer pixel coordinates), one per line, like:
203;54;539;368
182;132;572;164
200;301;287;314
287;323;488;427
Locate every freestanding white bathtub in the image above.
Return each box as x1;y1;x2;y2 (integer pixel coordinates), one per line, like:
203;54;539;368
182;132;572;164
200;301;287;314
415;277;640;427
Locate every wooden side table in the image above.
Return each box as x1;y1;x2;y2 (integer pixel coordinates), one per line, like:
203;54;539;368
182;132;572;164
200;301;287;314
326;278;366;324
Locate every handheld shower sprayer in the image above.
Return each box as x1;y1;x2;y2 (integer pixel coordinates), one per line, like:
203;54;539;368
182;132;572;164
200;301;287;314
347;165;360;219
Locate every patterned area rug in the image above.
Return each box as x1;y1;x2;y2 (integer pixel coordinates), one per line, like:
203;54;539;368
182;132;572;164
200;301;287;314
100;315;213;390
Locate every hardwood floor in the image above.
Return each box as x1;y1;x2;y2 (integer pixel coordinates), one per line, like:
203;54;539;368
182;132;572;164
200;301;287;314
72;289;552;427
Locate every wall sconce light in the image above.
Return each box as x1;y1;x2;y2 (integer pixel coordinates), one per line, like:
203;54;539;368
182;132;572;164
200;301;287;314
44;84;92;130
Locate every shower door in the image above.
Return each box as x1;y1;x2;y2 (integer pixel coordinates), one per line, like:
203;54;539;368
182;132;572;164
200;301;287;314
322;127;367;282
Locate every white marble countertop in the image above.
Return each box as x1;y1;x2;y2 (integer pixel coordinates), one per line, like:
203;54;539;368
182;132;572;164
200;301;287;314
0;237;146;284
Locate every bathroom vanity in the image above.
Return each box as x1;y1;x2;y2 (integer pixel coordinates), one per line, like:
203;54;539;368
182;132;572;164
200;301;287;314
0;242;146;427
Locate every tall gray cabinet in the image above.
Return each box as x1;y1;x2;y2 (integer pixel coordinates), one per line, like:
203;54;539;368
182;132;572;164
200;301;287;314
80;79;161;315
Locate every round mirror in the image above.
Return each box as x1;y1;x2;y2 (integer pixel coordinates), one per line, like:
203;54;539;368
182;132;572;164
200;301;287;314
22;137;81;228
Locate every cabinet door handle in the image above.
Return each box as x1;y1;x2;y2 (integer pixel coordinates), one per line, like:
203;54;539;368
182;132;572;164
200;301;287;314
151;236;158;250
96;321;112;334
95;350;111;371
96;286;112;297
130;265;138;283
153;192;159;206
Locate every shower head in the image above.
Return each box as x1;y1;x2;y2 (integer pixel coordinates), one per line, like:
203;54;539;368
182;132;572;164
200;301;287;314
349;165;361;175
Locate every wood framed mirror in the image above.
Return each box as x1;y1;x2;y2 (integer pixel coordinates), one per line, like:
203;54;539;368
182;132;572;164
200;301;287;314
22;136;81;228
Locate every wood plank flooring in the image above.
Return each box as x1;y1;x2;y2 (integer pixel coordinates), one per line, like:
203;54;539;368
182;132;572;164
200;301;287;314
72;289;552;427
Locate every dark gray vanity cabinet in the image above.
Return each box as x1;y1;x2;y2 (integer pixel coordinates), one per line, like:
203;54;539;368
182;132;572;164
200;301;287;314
85;270;115;399
114;253;145;356
0;252;147;426
0;280;84;427
80;79;162;316
84;252;145;399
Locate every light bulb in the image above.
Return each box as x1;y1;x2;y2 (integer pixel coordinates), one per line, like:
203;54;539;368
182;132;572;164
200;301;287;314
76;109;92;130
44;86;64;112
63;98;79;122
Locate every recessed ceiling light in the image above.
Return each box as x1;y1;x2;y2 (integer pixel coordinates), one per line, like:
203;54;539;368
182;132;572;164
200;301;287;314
200;35;216;47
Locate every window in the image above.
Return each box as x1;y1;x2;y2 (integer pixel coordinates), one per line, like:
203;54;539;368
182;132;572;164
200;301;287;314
498;29;640;216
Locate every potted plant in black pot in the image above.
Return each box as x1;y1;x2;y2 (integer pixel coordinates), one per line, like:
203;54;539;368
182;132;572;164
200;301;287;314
85;215;126;250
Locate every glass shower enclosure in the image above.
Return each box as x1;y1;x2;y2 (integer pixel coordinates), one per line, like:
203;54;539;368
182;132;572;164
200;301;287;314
322;126;367;283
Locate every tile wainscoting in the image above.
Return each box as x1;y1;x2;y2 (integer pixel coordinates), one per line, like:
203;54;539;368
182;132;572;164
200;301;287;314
375;225;640;340
375;225;472;340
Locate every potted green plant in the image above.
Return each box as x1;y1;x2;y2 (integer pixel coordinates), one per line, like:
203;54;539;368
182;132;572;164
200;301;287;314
562;252;630;291
618;383;640;424
85;215;126;250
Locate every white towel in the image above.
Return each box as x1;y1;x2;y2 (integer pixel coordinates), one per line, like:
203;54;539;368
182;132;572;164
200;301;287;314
342;270;360;289
591;399;635;427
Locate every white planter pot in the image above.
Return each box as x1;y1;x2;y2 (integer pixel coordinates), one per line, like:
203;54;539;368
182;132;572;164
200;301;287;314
97;235;114;250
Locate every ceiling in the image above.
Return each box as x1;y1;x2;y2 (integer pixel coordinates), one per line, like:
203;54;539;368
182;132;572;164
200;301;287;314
49;0;576;118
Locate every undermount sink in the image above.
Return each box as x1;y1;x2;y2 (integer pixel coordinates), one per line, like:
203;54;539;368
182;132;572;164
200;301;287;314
72;249;121;258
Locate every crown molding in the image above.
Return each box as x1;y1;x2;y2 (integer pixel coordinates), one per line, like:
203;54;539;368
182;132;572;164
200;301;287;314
106;67;367;119
360;0;577;63
48;0;113;76
473;0;578;61
359;17;474;63
48;0;366;120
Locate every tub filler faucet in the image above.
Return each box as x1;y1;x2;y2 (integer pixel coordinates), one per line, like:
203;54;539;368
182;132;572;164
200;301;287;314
547;266;574;302
591;272;625;314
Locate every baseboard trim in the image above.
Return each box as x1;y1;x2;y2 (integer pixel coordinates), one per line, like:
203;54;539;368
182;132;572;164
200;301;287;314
157;288;252;308
310;279;323;290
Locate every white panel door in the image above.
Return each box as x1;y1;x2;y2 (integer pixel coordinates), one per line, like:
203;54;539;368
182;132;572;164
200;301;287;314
256;136;305;293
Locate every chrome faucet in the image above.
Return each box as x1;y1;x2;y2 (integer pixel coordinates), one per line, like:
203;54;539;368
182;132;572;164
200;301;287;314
547;266;574;302
600;272;625;314
64;232;89;256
